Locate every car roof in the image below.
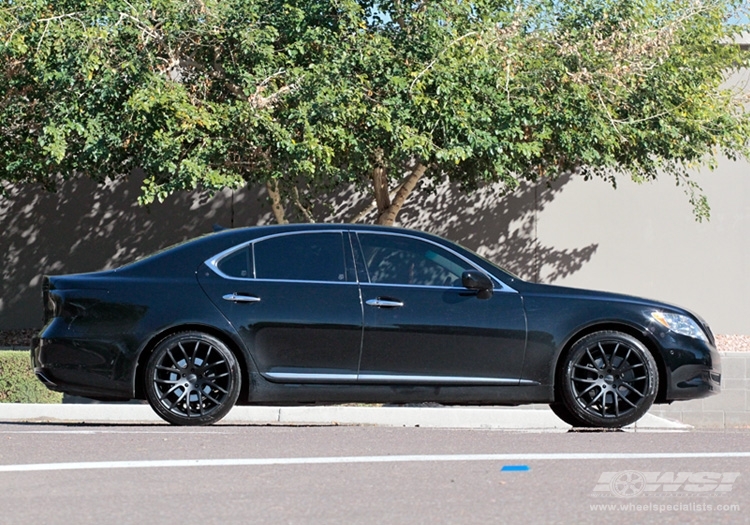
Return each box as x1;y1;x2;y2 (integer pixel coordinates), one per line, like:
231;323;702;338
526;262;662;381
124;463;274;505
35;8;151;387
113;223;452;277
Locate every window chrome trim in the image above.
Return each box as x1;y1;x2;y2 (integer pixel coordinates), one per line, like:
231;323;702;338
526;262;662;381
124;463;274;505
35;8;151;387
205;229;350;282
354;231;517;293
237;277;360;286
204;228;517;293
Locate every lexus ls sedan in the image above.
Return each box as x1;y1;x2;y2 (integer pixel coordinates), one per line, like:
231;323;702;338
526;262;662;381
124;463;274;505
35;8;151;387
33;224;720;426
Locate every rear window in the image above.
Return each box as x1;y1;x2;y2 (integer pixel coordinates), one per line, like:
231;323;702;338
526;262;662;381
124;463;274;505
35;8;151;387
254;232;347;282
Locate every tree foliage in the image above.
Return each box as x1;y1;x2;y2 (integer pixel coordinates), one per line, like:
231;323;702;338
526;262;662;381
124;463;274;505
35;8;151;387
1;0;748;223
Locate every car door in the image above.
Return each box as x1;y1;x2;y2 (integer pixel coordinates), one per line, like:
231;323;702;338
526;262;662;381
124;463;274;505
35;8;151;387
354;232;526;385
197;230;363;383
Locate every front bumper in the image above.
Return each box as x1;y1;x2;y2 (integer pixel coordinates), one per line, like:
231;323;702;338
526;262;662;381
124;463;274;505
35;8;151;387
661;335;721;401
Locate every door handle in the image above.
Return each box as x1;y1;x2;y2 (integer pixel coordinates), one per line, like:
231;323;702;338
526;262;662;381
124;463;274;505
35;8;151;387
366;298;404;308
222;293;261;303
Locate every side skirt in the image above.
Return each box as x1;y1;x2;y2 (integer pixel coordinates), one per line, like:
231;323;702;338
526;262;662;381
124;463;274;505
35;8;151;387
240;373;554;406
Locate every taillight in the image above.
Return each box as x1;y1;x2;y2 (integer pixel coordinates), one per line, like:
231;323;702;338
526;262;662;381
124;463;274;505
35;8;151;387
42;276;59;323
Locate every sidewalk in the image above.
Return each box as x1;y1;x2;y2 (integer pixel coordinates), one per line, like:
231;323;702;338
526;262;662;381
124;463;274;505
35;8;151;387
0;403;690;430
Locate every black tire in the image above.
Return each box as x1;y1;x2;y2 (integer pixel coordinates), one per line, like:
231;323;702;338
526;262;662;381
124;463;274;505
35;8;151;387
548;402;583;427
145;332;241;426
555;331;658;428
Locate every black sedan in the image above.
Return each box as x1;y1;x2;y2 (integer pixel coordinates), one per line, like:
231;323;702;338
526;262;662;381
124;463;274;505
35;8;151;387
33;224;720;427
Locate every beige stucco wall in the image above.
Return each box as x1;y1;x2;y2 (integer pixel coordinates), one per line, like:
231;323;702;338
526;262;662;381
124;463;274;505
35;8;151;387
534;157;749;335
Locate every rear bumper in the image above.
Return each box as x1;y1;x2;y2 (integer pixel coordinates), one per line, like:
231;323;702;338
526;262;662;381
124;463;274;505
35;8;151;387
31;333;133;400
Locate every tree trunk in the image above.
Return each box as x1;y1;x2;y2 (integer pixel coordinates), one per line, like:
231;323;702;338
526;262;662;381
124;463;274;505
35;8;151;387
376;162;427;226
266;180;288;224
370;149;391;215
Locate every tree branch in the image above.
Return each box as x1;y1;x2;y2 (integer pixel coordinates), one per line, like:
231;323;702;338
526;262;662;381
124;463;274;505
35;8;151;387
293;187;315;223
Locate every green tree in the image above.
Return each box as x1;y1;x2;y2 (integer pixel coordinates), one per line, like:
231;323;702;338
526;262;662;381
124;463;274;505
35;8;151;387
1;0;748;224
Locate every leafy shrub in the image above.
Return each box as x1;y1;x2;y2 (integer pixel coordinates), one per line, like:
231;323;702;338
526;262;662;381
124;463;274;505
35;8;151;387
0;350;62;403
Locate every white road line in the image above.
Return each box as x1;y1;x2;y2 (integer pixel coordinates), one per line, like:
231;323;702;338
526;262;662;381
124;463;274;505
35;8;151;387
0;430;227;435
2;452;750;473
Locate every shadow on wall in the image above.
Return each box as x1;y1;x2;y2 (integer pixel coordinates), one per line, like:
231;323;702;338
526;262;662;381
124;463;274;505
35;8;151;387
388;174;599;283
0;172;597;330
0;173;268;329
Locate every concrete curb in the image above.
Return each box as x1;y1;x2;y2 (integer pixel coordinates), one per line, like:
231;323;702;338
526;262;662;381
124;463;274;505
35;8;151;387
0;403;690;430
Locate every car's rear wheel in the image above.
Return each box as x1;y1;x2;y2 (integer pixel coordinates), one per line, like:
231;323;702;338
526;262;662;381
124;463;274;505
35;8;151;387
145;332;241;426
554;331;658;428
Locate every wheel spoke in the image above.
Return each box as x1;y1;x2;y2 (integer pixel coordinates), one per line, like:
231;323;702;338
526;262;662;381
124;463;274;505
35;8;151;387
610;343;621;365
156;364;181;374
190;341;200;368
620;382;646;398
597;343;612;369
202;391;223;406
201;380;229;395
615;389;639;408
617;347;634;371
157;384;180;400
583;389;605;411
154;378;181;385
613;390;620;417
184;391;192;417
165;388;187;409
616;361;644;376
192;389;204;417
576;383;600;401
584;348;599;369
165;348;182;369
176;342;191;365
203;360;227;373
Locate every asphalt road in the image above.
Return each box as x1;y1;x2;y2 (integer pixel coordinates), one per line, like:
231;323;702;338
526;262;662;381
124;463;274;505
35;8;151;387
0;424;748;524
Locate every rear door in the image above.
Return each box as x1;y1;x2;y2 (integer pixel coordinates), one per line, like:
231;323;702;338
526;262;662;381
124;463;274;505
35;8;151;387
197;231;363;383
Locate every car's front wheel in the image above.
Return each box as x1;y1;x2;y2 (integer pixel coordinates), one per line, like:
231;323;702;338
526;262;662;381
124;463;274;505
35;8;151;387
554;331;658;428
145;332;241;426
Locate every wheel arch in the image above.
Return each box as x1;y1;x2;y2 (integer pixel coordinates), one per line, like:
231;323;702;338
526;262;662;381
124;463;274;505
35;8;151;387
134;323;253;404
552;322;669;404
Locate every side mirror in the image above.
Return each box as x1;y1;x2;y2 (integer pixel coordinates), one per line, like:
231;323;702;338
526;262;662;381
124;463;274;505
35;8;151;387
461;270;493;299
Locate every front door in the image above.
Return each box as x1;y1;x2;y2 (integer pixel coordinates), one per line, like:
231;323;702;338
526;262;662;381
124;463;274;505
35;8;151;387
354;232;526;385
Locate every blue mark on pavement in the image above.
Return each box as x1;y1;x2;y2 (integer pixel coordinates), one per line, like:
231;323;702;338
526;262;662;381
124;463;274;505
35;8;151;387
501;465;530;472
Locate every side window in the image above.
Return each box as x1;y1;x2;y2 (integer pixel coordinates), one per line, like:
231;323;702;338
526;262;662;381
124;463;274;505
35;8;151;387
217;246;252;278
254;232;347;282
357;234;467;287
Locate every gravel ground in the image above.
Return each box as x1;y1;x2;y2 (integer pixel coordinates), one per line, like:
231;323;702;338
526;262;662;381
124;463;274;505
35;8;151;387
3;328;750;351
715;334;750;352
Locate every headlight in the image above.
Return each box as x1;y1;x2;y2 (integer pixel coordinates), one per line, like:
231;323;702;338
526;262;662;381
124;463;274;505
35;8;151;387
651;311;708;342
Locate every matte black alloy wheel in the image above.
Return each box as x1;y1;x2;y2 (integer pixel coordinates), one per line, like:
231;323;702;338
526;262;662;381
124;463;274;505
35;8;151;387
555;331;658;428
145;332;241;426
